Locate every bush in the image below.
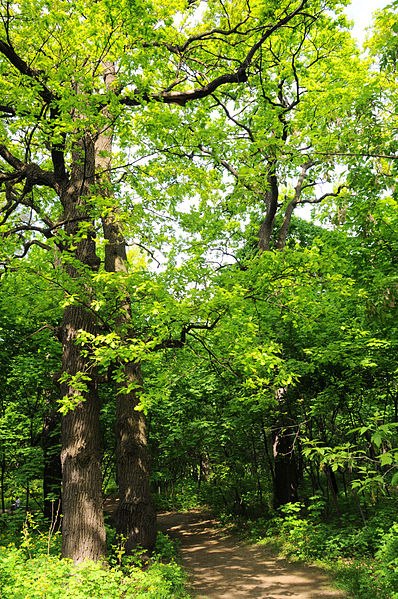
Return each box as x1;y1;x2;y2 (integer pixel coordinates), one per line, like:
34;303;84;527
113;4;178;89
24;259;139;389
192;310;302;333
154;481;201;512
0;514;190;599
374;522;398;598
245;501;398;599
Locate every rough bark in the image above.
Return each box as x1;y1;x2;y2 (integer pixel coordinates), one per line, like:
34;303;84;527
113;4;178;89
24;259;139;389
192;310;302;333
97;62;156;551
275;161;314;250
114;362;156;551
59;292;106;562
58;135;106;562
258;166;279;252
60;318;106;561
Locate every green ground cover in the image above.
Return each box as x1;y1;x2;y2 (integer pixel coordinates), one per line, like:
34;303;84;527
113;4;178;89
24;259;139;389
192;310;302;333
0;512;190;599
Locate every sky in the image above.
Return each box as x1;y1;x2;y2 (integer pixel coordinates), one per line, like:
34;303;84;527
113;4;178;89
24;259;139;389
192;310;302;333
345;0;392;44
294;1;393;223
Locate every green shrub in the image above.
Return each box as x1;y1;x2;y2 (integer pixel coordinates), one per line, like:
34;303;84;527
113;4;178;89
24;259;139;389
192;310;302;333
246;501;398;599
154;481;201;511
0;547;190;599
155;531;180;561
0;515;190;599
374;522;398;598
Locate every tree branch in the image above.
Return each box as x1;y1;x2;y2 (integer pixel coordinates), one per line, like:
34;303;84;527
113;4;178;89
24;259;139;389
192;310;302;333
276;160;315;249
17;324;58;347
0;104;16;117
298;183;346;205
14;239;52;259
120;0;309;107
211;94;255;142
0;143;24;169
0;145;56;190
0;40;55;104
152;313;223;351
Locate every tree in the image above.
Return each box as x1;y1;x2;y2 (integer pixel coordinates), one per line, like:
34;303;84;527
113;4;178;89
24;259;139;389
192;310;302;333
0;0;318;561
130;0;371;508
130;0;398;513
0;259;61;516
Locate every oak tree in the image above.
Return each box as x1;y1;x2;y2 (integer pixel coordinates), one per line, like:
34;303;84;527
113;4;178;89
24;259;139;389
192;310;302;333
0;0;317;561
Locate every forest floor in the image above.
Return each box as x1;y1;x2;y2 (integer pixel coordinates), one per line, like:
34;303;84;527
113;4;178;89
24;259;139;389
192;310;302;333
157;510;346;599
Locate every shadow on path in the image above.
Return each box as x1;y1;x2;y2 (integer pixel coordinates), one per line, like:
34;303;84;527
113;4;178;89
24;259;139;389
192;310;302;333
158;510;345;599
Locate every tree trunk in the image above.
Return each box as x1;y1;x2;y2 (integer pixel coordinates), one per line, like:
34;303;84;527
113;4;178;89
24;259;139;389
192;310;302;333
60;304;106;562
96;62;156;551
258;167;279;252
114;362;156;551
57;134;106;562
326;465;341;524
275;161;314;250
272;429;299;509
100;203;157;552
42;410;62;523
199;453;210;489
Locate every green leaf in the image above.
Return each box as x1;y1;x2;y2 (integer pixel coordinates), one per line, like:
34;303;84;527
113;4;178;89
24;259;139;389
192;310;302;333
379;452;393;466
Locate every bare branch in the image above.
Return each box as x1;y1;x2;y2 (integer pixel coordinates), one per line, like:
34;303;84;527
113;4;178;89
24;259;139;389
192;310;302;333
197;144;239;179
276;159;315;249
140;11;253;56
0;143;24;169
0;145;56;191
131;241;161;268
14;239;52;259
0;104;16;117
0;40;55;104
211;94;255;141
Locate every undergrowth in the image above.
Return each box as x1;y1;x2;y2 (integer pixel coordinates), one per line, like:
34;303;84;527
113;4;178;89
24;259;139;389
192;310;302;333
240;497;398;599
154;481;203;512
0;511;190;599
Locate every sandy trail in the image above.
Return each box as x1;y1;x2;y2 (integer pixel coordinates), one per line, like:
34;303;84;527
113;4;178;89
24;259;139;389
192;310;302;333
158;510;345;599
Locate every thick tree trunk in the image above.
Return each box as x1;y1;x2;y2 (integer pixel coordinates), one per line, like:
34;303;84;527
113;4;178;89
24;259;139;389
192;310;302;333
258;168;279;252
100;226;157;551
57;134;106;562
100;205;157;552
114;362;156;551
60;306;106;562
96;64;156;551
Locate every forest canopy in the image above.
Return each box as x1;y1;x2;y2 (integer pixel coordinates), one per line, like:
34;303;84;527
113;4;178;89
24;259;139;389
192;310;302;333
0;2;396;595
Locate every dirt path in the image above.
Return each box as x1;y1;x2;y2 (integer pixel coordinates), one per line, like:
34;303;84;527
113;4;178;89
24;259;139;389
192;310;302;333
158;510;345;599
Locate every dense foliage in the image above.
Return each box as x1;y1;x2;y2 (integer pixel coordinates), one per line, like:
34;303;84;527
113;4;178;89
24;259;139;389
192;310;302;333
0;0;397;596
0;513;188;599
